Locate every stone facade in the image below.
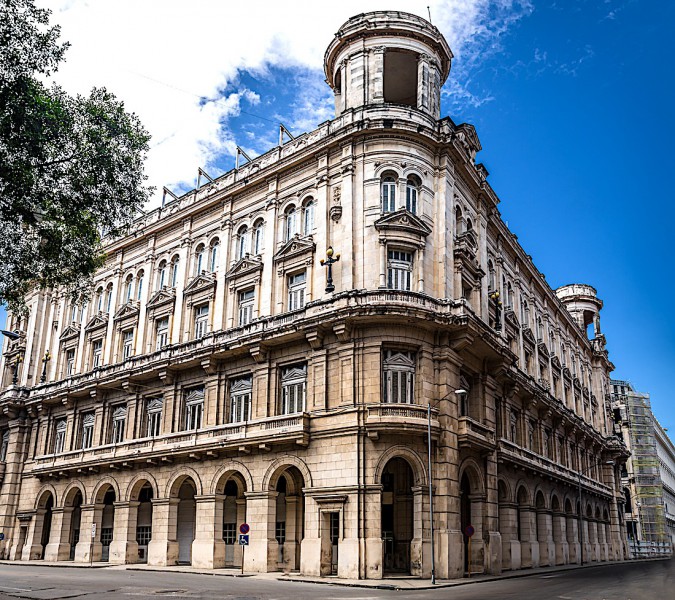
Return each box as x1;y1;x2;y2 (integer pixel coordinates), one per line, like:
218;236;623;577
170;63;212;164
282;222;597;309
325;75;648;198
0;11;629;579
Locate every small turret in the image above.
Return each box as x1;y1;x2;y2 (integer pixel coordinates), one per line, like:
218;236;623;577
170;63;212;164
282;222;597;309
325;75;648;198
556;284;604;341
324;11;453;120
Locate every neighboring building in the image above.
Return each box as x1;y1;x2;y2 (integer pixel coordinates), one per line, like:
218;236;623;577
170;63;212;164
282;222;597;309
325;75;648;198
0;11;628;579
611;380;672;556
654;418;675;550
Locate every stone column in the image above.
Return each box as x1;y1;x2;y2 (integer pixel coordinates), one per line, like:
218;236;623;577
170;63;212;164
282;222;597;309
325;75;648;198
499;503;520;571
233;498;246;567
519;506;536;568
191;494;225;569
74;504;102;562
243;491;277;573
147;498;179;566
283;496;299;572
552;510;569;565
44;507;73;561
566;514;579;564
363;487;384;580
21;510;45;561
108;501;139;565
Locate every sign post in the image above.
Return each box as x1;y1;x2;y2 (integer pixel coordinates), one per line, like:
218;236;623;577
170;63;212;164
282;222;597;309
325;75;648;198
239;524;250;575
90;523;97;566
464;525;475;578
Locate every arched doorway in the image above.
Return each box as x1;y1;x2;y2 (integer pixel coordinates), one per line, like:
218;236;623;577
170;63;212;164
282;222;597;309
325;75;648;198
100;488;116;562
176;478;196;564
460;473;471;573
67;490;83;561
381;457;414;574
221;478;246;567
273;466;305;572
136;483;153;563
39;493;54;560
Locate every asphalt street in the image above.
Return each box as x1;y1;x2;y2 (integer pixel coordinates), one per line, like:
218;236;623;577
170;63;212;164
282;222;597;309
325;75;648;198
0;558;671;600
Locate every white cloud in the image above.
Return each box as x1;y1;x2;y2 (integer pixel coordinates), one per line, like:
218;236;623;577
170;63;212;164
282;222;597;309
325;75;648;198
39;0;533;207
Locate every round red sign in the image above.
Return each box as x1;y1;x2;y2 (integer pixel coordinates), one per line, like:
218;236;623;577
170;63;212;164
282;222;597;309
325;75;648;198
240;523;250;535
465;525;475;538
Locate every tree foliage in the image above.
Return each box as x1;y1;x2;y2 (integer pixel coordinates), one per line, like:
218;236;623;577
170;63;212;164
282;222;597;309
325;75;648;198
0;0;152;314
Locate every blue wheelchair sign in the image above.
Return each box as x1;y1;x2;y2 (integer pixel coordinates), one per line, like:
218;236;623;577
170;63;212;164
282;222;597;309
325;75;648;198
238;534;249;546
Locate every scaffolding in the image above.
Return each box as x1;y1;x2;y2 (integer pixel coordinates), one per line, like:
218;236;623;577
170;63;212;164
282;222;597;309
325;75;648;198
624;390;669;550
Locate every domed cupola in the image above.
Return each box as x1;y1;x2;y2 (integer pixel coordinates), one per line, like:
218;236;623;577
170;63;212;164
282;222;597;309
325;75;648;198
324;11;453;120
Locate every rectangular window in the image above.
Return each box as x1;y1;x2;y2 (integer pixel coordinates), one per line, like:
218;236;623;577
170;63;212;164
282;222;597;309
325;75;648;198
111;406;126;444
185;388;204;430
223;523;237;544
155;318;169;351
288;271;306;311
66;349;75;376
80;413;95;450
275;521;286;544
122;329;134;360
230;376;252;423
53;419;67;454
382;350;415;404
92;339;103;368
281;365;306;415
238;289;255;326
387;250;412;291
0;430;9;462
146;398;163;437
194;304;209;338
136;526;152;545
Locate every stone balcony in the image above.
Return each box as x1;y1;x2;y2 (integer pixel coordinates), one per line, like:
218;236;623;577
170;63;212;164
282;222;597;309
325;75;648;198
30;412;310;479
457;416;496;453
497;438;612;498
365;403;440;440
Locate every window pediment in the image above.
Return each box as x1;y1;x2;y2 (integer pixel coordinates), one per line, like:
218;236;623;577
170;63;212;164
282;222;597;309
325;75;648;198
146;287;176;319
522;327;536;347
183;272;216;296
226;256;263;282
454;123;482;159
84;312;108;335
374;209;431;238
537;341;550;359
113;301;140;324
504;309;520;330
551;355;562;370
59;323;81;343
274;235;316;264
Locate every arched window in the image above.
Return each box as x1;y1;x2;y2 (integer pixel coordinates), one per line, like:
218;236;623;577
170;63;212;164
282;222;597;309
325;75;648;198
194;245;205;275
253;220;264;255
466;217;473;231
237;227;248;259
488;260;495;292
285;207;298;240
381;175;396;213
209;240;219;272
105;284;113;313
70;303;78;323
157;261;167;289
136;271;144;300
405;177;420;214
507;282;514;309
455;206;463;235
170;257;179;288
124;275;134;302
95;287;104;312
303;200;315;234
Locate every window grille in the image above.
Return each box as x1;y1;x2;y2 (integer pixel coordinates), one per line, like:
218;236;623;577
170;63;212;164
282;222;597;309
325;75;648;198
387;250;412;291
288;271;306;311
147;398;163;437
281;365;306;414
238;289;255;326
230;376;252;423
185;388;204;430
382;350;415;404
136;526;152;545
275;521;286;544
223;523;237;544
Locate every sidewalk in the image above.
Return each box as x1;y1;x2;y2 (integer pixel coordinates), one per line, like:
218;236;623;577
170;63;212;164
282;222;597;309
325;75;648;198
1;557;671;591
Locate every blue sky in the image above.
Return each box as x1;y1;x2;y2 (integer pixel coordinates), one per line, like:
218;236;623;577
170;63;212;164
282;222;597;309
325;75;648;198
5;1;673;429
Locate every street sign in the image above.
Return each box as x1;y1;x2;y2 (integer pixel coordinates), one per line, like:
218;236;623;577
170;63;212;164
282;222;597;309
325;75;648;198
239;523;250;535
91;523;97;539
0;532;5;541
464;525;475;538
238;534;249;546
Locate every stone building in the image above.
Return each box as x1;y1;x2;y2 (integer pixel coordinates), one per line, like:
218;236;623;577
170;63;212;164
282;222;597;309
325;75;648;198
611;380;674;555
0;11;629;579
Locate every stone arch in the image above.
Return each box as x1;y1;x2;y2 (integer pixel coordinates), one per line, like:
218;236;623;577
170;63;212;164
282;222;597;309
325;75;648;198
92;477;121;504
534;488;547;510
166;467;204;497
262;455;313;492
373;446;427;487
211;461;254;495
594;505;601;520
126;472;159;501
515;481;531;506
35;485;57;509
458;457;486;498
551;492;561;512
402;163;426;182
299;189;318;205
585;503;593;518
62;480;87;506
497;478;512;503
603;507;610;522
564;497;574;514
374;163;402;179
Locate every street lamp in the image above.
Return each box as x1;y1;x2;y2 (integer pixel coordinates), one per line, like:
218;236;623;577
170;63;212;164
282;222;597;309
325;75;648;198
578;459;614;565
40;350;51;383
489;291;502;331
428;387;468;584
320;246;340;293
1;330;22;386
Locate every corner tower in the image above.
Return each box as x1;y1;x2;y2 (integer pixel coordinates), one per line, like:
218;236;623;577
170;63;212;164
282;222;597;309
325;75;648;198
324;11;453;120
556;283;604;341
